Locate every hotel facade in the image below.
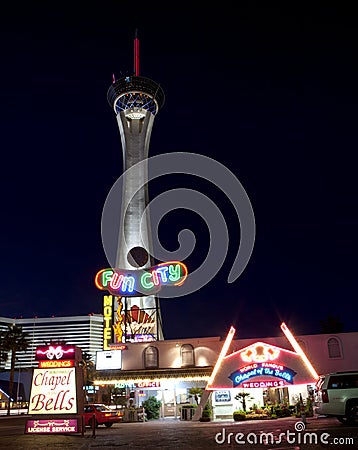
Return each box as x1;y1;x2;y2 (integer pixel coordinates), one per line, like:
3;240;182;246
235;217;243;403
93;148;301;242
0;314;103;370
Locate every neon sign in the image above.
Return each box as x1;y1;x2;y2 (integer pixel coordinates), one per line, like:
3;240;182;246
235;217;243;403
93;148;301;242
103;295;113;350
25;419;78;434
109;344;127;350
241;380;286;388
240;343;280;363
95;261;188;297
35;346;75;361
229;363;297;387
281;322;319;380
39;360;74;368
130;334;156;342
113;297;123;343
135;381;160;388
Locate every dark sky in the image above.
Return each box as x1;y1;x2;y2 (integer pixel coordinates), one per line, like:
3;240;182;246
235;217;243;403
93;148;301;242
1;3;356;340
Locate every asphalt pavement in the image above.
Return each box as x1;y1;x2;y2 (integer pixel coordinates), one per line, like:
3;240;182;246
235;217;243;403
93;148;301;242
0;416;357;449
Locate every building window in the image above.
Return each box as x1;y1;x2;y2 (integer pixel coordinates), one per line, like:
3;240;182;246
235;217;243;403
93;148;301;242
144;346;159;369
181;344;195;367
327;337;342;358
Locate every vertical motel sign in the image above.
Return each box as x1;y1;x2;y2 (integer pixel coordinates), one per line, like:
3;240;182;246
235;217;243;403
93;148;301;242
103;294;115;349
25;345;85;435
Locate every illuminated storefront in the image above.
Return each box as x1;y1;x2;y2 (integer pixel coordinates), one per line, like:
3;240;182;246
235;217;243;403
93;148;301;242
4;313;355;420
93;323;358;421
93;336;217;418
95;370;212;419
204;324;320;420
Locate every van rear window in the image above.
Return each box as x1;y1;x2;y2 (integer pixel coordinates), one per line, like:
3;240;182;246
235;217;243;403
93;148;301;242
327;375;358;389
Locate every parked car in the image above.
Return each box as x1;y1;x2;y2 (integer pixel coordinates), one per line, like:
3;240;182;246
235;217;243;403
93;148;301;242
315;371;358;424
82;404;123;428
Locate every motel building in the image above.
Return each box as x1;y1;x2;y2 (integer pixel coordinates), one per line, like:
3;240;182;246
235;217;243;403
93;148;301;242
93;323;358;421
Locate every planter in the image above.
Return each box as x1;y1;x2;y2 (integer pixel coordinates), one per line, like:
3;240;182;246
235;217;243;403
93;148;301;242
233;412;246;421
199;417;211;422
180;405;196;421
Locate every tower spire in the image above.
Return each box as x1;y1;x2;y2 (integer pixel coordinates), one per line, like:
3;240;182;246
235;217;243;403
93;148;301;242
134;29;140;76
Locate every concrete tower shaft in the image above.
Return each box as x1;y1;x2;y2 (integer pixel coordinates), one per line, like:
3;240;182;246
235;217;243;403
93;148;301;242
114;107;155;269
107;75;165;341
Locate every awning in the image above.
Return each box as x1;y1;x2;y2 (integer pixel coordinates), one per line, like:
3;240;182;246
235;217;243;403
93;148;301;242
94;366;213;385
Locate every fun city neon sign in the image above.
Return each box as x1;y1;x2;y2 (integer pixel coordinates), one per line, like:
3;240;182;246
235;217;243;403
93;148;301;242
95;261;188;297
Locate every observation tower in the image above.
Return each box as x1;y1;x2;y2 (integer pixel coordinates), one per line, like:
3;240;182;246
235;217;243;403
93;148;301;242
106;32;165;341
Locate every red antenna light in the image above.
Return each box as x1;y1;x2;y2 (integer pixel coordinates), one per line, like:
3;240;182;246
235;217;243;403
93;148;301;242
134;29;140;76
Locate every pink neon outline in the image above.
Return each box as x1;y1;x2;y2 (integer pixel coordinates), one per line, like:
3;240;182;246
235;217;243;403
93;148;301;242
151;270;160;286
281;322;319;380
36;347;74;355
206;326;236;389
39;360;74;367
109;272;124;290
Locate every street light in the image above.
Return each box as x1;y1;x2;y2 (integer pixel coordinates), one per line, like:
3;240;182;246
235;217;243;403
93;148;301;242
16;360;21;414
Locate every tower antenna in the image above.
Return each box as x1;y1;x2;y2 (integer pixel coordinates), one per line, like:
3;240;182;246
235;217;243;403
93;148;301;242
134;29;140;76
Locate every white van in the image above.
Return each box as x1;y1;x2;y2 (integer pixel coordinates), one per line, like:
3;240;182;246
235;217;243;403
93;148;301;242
315;371;358;424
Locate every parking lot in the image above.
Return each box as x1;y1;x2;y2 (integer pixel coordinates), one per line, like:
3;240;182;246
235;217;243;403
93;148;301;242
0;415;357;449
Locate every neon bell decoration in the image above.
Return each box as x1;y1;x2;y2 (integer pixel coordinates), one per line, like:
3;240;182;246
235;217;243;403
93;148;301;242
95;261;188;297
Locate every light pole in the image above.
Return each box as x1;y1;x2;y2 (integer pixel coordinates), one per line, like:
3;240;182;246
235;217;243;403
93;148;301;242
16;360;21;414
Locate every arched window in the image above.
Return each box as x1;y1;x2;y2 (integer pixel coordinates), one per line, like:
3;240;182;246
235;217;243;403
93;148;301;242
181;344;195;367
327;337;342;358
143;346;159;369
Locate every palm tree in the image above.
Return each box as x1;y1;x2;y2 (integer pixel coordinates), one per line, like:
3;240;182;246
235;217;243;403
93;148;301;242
188;387;203;405
235;391;253;412
82;351;95;387
0;324;30;415
80;351;96;404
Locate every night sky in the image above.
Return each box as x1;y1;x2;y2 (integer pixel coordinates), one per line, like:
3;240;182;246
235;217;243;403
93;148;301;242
1;3;356;340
